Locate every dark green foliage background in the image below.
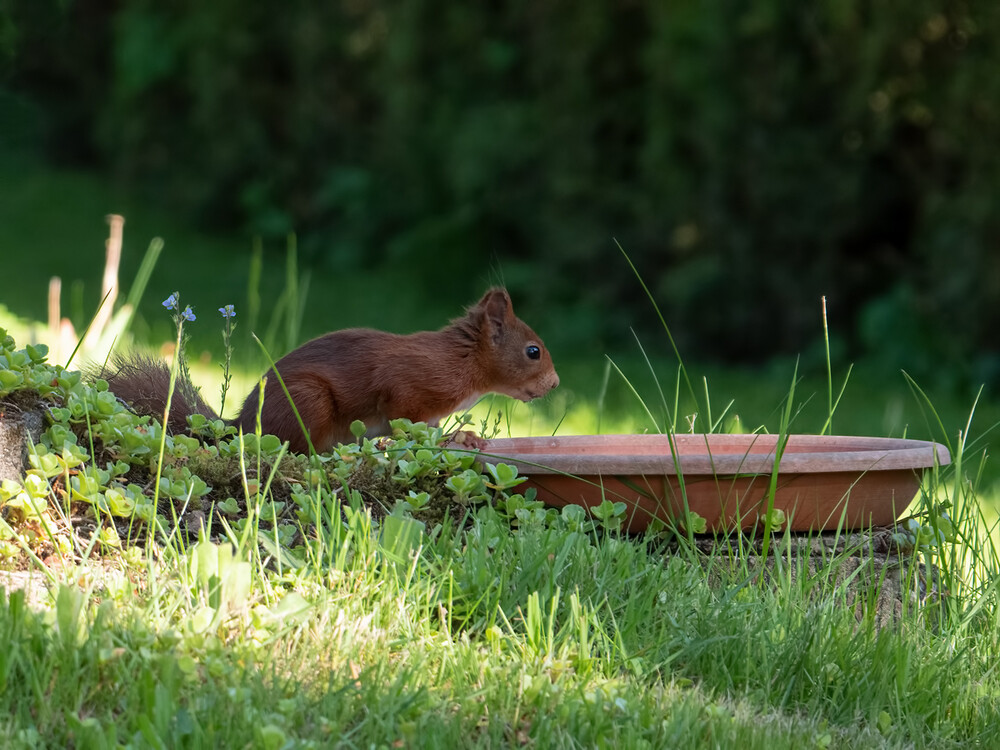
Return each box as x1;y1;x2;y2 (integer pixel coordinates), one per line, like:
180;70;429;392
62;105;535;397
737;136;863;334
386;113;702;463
3;1;999;382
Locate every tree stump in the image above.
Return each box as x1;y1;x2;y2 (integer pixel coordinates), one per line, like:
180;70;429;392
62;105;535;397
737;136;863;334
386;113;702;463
0;396;46;483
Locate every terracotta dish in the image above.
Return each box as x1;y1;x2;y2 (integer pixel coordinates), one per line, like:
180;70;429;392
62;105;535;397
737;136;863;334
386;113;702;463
481;434;951;533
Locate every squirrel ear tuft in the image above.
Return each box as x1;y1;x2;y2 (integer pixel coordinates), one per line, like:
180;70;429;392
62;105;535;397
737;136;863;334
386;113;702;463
479;287;512;319
477;288;512;345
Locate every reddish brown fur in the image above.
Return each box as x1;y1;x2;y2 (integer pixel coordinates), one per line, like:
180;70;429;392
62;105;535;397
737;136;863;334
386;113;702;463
101;288;559;454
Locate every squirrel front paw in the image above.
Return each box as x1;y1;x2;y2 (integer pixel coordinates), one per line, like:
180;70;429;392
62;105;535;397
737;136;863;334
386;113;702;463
444;429;488;451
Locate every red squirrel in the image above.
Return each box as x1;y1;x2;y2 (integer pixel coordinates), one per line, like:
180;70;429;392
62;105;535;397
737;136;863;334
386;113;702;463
101;288;559;453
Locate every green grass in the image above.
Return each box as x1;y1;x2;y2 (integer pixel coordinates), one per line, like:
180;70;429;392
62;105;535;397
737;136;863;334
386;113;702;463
0;466;997;747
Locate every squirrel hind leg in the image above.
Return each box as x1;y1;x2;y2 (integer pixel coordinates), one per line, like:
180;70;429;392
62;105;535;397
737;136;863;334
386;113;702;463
244;372;342;455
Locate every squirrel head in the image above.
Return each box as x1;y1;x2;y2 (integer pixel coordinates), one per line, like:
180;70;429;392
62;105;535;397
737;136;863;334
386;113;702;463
468;287;559;402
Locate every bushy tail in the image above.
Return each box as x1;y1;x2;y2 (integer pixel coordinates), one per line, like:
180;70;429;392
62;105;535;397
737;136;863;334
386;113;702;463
98;353;221;434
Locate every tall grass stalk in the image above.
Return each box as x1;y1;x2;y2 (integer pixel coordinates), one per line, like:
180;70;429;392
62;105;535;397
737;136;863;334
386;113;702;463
261;235;309;357
757;359;798;565
63;287;113;369
246;237;263;347
150;314;186;520
818;296;854;436
616;240;701;418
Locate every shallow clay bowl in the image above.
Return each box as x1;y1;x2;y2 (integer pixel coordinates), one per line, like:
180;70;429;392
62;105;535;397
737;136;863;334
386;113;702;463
480;434;951;533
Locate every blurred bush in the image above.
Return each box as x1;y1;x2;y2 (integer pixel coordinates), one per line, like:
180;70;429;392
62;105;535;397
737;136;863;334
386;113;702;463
2;1;998;382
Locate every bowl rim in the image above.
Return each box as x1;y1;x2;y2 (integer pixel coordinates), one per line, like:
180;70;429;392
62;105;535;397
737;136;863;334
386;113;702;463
480;433;952;477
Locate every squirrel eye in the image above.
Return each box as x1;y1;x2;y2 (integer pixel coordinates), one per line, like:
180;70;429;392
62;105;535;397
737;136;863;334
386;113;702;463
525;345;541;360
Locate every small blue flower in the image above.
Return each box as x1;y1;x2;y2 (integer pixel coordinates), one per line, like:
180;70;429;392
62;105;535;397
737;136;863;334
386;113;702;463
219;304;236;319
181;306;196;322
162;292;179;310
